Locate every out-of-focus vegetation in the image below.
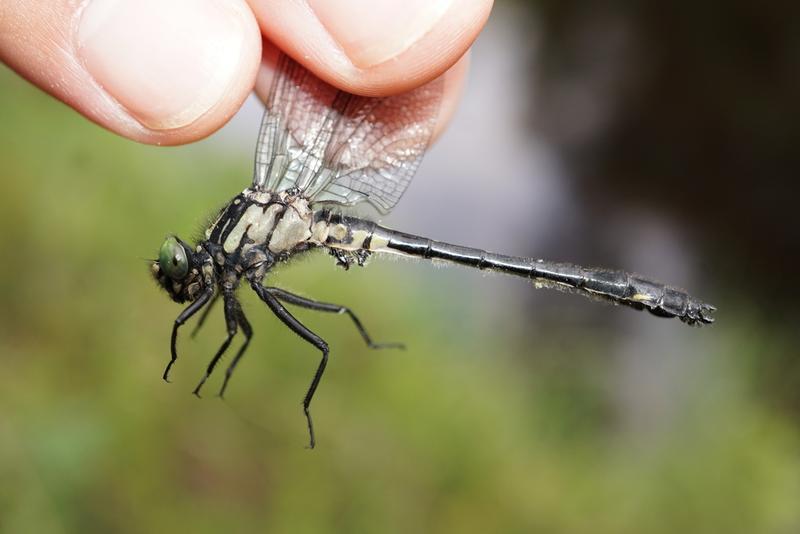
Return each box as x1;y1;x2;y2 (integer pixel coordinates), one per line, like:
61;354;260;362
2;8;800;533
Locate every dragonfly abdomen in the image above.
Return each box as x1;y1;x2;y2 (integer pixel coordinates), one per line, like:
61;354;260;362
323;214;715;326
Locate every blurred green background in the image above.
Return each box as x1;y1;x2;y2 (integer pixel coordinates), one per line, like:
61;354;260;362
2;2;800;533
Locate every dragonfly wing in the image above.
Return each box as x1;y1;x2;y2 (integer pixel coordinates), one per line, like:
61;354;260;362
252;54;444;215
252;55;339;193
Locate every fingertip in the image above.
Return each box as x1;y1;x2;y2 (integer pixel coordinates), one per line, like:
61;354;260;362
1;0;262;145
250;0;492;96
77;0;262;144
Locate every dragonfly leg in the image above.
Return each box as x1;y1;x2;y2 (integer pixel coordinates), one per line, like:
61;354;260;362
190;291;220;339
265;286;404;350
252;283;328;449
164;287;214;382
218;304;253;399
192;292;238;398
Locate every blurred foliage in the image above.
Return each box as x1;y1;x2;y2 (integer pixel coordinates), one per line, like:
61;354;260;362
1;32;800;534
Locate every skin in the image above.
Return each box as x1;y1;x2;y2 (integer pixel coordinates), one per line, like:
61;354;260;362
0;0;493;146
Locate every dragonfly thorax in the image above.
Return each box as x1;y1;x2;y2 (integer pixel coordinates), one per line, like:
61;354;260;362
204;188;321;259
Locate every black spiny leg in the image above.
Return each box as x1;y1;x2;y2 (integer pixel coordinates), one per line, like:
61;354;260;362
252;283;328;449
164;287;214;382
190;291;220;338
218;304;253;399
266;287;404;350
193;291;238;397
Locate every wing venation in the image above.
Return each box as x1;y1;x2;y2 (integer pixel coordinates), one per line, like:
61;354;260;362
252;54;443;215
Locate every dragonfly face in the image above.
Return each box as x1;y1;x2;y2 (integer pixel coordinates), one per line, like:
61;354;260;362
152;53;714;449
151;235;213;304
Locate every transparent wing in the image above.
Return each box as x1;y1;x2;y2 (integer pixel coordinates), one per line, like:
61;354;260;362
252;54;444;215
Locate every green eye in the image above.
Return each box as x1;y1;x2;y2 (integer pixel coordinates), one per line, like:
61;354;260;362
159;236;189;280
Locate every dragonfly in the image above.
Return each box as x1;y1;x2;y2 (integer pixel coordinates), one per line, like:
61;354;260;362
152;53;715;448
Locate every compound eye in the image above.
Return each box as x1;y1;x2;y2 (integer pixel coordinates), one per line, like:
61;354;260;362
159;236;189;280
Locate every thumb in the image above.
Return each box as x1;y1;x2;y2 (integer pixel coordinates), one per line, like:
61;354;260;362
0;0;261;145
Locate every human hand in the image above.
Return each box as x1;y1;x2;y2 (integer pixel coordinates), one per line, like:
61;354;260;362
0;0;492;145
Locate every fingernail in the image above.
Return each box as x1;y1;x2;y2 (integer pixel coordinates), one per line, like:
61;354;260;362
77;0;250;130
307;0;453;68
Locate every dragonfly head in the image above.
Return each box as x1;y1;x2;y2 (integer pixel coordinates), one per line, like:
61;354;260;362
151;235;213;303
